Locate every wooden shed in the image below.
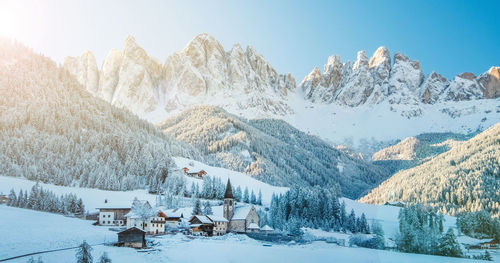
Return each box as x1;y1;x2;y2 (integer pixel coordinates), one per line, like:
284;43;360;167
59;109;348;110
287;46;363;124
117;227;146;249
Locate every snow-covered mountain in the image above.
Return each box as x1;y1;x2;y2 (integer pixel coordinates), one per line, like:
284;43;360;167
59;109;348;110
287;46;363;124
157;105;388;199
64;34;500;149
360;123;500;217
300;47;500;109
64;34;296;119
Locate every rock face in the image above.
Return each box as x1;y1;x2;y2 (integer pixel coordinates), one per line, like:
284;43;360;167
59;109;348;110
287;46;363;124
299;48;500;109
64;34;499;120
478;67;500;99
162;34;295;115
420;72;448;104
63;51;99;95
98;36;163;114
65;34;295;116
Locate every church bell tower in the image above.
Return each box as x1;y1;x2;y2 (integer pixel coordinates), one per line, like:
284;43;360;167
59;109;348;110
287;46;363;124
223;179;234;220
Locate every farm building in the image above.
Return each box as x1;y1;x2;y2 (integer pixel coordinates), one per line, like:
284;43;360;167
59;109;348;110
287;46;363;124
183;167;207;179
96;199;131;226
189;215;214;236
117;227;146;249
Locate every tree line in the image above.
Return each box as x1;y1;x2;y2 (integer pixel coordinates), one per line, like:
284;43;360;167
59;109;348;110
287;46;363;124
7;183;85;216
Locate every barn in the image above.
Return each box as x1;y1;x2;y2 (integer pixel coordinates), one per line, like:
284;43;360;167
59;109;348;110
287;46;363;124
117;227;146;249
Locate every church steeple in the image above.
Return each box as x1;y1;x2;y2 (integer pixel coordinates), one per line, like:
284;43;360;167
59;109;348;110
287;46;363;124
224;179;234;199
223;179;234;220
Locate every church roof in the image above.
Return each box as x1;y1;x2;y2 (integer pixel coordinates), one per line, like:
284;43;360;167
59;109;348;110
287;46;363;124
232;205;252;220
224;179;234;199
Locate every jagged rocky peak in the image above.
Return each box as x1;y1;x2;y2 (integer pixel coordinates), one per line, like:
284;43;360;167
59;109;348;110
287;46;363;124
369;46;391;69
63;50;99;95
420;71;449;104
352;51;369;70
444;71;483;101
386;52;424;105
98;35;162;114
336;51;375;106
478;66;500;99
162;33;295;116
369;46;391;83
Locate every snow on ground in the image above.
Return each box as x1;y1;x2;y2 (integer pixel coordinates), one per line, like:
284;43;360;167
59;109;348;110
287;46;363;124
1;205;494;263
0;205;116;260
341;198;458;240
0;175;156;211
284;96;500;149
173;156;289;205
0;156;287;211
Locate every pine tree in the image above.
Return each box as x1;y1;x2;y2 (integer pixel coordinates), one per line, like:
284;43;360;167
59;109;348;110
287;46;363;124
98;252;111;263
75;240;93;263
192;199;202;215
257;190;262;205
7;189;17;206
347;209;356;233
371;221;385;249
437;228;462;258
234;186;242;202
243;187;249;203
203;201;213;215
250;190;256;204
359;213;369;234
340;201;347;231
484;250;493;261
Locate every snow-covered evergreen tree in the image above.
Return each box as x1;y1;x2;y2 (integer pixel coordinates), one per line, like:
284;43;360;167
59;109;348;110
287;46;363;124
75;241;93;263
98;252;111;263
203;201;213;215
437;228;463;258
192;199;202;215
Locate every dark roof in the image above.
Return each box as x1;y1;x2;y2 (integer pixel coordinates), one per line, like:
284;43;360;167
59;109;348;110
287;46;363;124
224;179;234;199
118;227;145;235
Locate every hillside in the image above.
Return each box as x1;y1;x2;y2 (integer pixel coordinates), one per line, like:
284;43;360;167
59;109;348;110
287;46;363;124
0;39;200;191
158;105;388;199
360;123;500;217
372;132;475;173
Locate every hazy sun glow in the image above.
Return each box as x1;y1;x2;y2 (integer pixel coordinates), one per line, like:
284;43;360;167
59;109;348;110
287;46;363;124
0;0;43;40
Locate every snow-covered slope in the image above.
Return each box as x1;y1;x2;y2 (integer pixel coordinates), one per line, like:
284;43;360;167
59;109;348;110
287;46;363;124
174;157;287;205
360;123;500;217
64;34;500;149
1;205;485;263
158;105;388;199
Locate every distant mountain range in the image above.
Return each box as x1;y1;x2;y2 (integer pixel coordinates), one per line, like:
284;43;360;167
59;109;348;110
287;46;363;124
64;33;500;147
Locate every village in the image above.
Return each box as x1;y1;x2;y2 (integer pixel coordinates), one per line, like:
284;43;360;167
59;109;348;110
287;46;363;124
96;177;275;249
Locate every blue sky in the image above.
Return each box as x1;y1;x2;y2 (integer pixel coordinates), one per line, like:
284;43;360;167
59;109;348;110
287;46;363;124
1;0;498;81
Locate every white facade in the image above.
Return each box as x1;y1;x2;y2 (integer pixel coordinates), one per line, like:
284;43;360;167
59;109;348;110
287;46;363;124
99;211;125;226
126;216;165;235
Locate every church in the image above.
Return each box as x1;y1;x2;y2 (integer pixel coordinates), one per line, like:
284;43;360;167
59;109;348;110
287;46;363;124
223;179;260;233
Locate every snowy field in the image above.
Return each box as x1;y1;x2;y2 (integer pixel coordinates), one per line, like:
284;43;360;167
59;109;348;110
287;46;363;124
1;205;495;263
173;157;289;205
0;175;455;241
0;156;288;212
283;97;500;149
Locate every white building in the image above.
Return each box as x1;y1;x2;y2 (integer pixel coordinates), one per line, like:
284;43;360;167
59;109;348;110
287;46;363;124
96;199;131;226
125;199;165;235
